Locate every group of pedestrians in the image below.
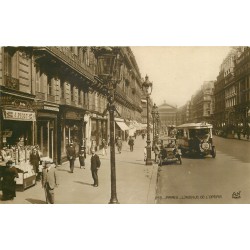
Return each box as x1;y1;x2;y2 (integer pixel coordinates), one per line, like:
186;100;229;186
66;142;101;185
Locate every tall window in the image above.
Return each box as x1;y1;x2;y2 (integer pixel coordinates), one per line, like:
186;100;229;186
78;88;81;105
71;84;74;101
60;80;64;99
36;67;42;92
47;75;52;95
5;51;12;76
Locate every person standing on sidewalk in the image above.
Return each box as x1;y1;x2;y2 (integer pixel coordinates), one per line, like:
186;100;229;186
1;160;18;201
79;145;86;169
30;147;41;181
67;142;76;173
128;136;134;152
41;160;58;204
90;149;101;187
154;141;161;163
117;137;123;153
101;138;108;156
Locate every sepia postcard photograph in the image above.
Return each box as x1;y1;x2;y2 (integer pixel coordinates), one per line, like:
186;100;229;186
0;45;249;205
1;1;250;250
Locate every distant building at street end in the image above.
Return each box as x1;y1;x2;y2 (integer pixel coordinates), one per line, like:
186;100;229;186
158;100;177;133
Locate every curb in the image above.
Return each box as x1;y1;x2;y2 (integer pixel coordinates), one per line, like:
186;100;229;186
147;163;159;204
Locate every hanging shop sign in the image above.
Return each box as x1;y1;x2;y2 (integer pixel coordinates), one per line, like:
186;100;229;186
3;109;36;121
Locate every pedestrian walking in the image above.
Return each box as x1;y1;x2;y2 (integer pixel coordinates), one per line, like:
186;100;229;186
79;145;86;169
128;136;134;152
116;137;123;153
142;132;145;140
41;159;58;204
101;138;108;156
90;149;101;187
144;146;147;161
154;141;161;163
30;147;41;181
0;160;18;201
67;142;76;173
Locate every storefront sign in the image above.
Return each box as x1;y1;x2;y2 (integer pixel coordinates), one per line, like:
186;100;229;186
3;110;36;121
65;111;82;120
44;106;59;112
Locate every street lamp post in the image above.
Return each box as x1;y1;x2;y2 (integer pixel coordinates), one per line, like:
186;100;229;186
151;103;157;149
156;111;160;137
92;47;122;204
142;75;153;165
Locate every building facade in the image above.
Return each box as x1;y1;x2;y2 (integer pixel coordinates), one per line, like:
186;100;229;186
158;101;177;134
213;46;250;138
176;101;191;125
188;81;215;124
0;46;144;164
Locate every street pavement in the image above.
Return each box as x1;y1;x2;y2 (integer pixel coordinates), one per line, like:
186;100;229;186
0;135;158;204
156;135;250;204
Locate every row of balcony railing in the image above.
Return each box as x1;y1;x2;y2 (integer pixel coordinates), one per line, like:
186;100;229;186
4;75;19;91
35;92;88;109
46;47;94;81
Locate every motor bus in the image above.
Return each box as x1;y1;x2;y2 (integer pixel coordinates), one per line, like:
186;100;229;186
176;122;216;158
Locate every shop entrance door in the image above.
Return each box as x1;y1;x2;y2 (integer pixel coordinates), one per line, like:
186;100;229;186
37;120;54;159
49;128;54;159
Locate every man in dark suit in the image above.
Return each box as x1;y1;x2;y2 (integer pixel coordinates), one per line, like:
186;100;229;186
30;147;41;181
42;159;58;204
67;142;76;173
90;149;101;187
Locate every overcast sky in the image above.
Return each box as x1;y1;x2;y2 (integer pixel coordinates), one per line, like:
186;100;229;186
131;46;231;107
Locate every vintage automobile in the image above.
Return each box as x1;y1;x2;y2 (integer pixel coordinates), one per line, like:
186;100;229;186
158;137;182;166
176;122;216;158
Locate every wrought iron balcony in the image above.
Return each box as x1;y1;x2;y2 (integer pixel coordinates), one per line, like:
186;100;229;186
4;74;19;90
45;47;95;82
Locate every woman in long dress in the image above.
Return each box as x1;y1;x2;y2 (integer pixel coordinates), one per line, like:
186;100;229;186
1;160;18;201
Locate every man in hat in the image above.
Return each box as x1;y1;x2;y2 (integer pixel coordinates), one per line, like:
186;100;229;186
41;160;58;204
90;149;101;187
1;160;18;201
66;142;76;173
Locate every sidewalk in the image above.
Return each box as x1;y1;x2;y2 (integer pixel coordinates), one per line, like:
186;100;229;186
0;136;158;204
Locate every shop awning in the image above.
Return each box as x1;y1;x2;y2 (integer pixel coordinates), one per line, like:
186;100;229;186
116;121;129;131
